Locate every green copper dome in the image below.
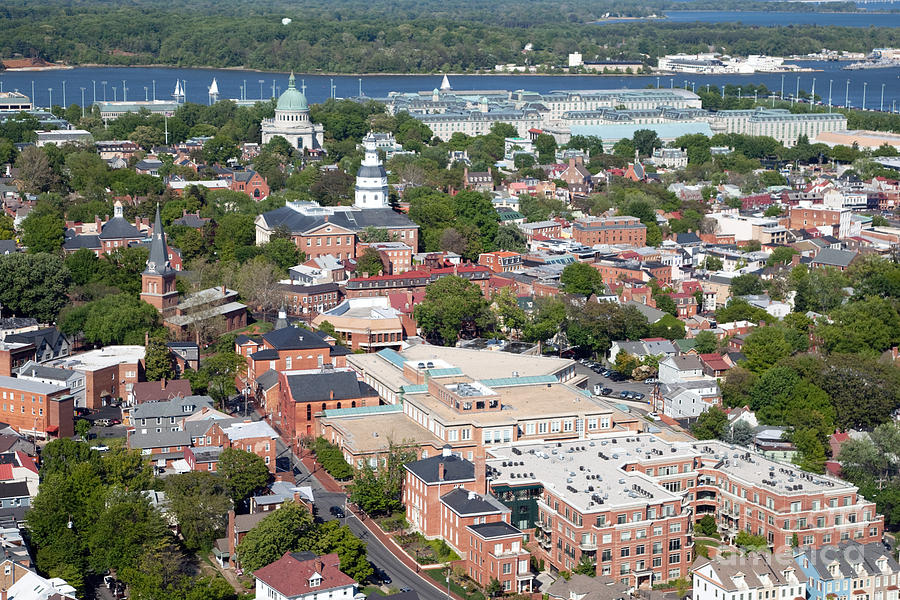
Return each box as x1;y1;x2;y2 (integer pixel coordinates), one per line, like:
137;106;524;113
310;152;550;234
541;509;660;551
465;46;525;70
276;72;309;111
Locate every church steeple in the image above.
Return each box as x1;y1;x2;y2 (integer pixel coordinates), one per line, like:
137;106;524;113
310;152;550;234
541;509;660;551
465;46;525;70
141;204;179;314
144;204;174;276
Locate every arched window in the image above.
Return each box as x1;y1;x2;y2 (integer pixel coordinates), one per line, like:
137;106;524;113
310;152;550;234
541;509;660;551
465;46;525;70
321;402;327;413
306;404;311;421
351;401;357;408
336;402;342;409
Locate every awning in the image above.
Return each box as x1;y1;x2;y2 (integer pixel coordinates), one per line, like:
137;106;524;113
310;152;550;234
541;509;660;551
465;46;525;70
46;426;59;434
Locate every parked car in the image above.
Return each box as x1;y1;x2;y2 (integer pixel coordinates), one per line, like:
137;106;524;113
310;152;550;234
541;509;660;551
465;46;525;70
633;392;645;401
644;378;659;385
600;387;613;396
95;418;112;427
648;412;661;421
618;391;630;399
330;505;345;518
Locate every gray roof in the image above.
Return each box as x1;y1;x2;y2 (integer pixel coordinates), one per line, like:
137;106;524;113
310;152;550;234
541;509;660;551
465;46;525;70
260;205;416;235
357;164;387;179
623;300;667;324
0;482;29;499
255;369;280;391
284;370;375;403
62;233;101;251
546;574;630;600
440;488;509;516
0;375;65;395
799;542;900;581
405;452;475;484
262;326;332;351
695;552;801;591
811;248;857;268
127;429;191;449
466;521;521;539
130;396;213;420
144;204;175;276
16;361;79;383
99;216;141;240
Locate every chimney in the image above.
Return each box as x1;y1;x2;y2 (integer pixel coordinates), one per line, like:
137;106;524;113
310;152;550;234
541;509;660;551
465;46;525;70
569;158;576;168
475;454;487;494
330;390;334;400
221;285;226;296
2;588;6;600
161;378;166;390
438;462;445;481
315;558;324;574
791;253;801;266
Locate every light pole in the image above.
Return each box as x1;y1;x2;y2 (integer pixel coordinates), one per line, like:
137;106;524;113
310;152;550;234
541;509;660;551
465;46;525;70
122;79;127;102
330;78;334;99
828;79;833;112
152;79;156;101
863;82;867;111
795;76;800;106
810;78;816;109
258;79;264;100
47;88;52;111
112;86;117;102
656;76;660;89
243;79;247;101
92;79;96;104
669;78;673;89
102;81;107;102
80;87;85;118
881;83;885;112
359;77;362;97
780;74;785;100
846;79;850;108
144;86;149;101
62;80;66;107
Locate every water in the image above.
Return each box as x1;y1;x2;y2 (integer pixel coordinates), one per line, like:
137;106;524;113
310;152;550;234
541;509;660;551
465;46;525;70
2;63;900;115
597;9;900;27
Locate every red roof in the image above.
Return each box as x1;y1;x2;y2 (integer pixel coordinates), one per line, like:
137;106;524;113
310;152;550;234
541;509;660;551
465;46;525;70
14;451;37;474
831;432;851;444
254;553;354;597
641;337;667;342
348;269;431;283
528;128;543;134
0;464;12;481
699;353;731;371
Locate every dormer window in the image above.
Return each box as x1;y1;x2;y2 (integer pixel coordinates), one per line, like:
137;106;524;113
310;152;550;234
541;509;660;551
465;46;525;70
309;575;322;588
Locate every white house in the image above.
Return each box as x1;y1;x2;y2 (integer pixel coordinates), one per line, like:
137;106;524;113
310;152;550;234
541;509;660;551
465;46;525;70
658;355;704;385
659;380;720;419
693;553;805;600
254;552;357;600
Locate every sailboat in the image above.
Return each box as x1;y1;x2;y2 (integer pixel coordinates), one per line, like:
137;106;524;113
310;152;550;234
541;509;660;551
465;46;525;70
440;74;451;91
172;79;184;102
208;78;219;105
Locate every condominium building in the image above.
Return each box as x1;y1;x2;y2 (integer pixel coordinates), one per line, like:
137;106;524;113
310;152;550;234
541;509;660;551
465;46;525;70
711;109;847;148
0;376;75;439
572;216;647;247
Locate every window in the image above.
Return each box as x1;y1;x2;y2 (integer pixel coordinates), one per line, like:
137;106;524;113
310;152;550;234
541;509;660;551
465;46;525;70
669;553;681;564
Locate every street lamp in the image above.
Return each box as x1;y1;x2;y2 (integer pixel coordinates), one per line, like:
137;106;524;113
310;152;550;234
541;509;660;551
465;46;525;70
881;83;885;112
845;79;850;108
62;80;66;107
144;86;149;101
47;88;52;111
122;79;127;102
92;80;96;104
243;79;247;101
152;79;156;101
810;78;816;110
101;80;107;102
863;82;868;111
780;74;785;100
112;86;117;102
828;79;833;113
80;87;85;118
259;79;264;99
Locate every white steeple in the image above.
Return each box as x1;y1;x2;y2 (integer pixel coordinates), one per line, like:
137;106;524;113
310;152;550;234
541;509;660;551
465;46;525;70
354;132;389;209
440;74;451;91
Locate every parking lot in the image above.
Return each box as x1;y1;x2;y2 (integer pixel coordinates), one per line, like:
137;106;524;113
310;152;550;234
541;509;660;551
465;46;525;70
573;363;657;412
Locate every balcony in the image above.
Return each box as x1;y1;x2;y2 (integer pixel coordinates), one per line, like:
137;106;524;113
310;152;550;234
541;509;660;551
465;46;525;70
579;540;598;552
537;520;552;533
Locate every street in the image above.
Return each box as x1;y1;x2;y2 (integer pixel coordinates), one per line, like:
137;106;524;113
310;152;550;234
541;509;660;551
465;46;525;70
279;437;456;600
572;364;656;410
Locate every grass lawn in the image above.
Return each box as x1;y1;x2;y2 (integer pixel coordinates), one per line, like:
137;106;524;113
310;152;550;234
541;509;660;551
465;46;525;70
423;569;485;600
363;586;386;596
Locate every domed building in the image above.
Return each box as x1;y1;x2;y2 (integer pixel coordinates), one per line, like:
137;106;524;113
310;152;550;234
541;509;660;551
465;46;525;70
260;72;324;152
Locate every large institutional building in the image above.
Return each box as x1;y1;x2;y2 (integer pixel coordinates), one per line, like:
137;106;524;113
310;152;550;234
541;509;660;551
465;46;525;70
364;82;845;147
261;73;325;152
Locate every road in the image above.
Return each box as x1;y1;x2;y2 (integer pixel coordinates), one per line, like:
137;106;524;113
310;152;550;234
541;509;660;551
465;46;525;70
275;436;453;600
573;364;656;409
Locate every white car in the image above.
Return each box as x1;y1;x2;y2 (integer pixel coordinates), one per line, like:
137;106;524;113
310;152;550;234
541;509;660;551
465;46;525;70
647;412;661;421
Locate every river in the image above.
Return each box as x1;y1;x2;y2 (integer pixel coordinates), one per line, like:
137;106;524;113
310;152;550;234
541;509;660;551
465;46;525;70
2;62;899;114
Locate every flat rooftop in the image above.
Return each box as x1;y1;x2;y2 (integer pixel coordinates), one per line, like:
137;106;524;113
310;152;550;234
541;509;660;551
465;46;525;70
693;439;857;495
406;382;613;427
320;411;444;454
51;345;145;371
0;375;66;395
488;434;689;513
398;345;573;381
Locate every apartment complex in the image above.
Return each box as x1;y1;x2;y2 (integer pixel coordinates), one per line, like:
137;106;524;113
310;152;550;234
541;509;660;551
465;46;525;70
795;542;900;600
693;553;807;600
573;217;648;247
0;376;75;439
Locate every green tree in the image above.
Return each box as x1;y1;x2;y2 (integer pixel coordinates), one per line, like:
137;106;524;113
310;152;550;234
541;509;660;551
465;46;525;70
534;133;557;163
766;247;797;267
494;224;527;253
237;501;316;572
791;428;826;474
819;297;900;355
202;351;247;408
60;294;160;346
15;146;58;193
560;262;603;296
87;490;169;575
65;247;101;286
734;531;769;553
492;287;527;336
414;276;493;345
692;406;728;440
165;471;232;551
0;252;71;322
573;555;596;576
485;578;504;597
615;351;640;377
704;256;724;271
632;129;662;157
646;314;686;340
356;247;385;276
218;448;271;505
144;334;175;382
730;273;764;297
693;331;718;354
523;296;567;344
20;210;65;254
262;237;303;270
75;419;91;440
654;294;677;317
695;515;718;537
0;213;15;240
742;326;792;373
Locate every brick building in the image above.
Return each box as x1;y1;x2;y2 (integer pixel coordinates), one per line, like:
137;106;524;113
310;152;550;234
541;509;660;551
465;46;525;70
236;326;351;388
345;265;492;299
573;216;647;247
280;282;342;318
0;376;74;439
787;205;851;239
478;251;524;274
50;345;145;409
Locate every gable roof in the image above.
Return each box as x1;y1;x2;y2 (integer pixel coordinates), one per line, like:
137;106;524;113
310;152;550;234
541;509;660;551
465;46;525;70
284;370;375;403
441;488;509;516
811;248;857;268
254;552;355;597
262;327;332;351
405;452;475;484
